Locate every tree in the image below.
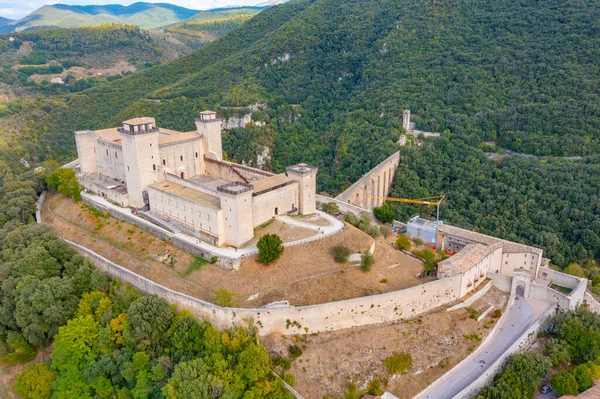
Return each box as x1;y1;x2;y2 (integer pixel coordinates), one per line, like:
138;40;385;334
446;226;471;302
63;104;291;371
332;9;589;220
573;363;594;392
563;263;586;278
551;371;579;396
373;203;395;223
3;331;36;364
332;245;350;263
396;234;410;251
321;202;339;215
163;358;226;399
257;234;284;265
14;362;57;399
360;252;374;272
235;342;271;384
46;168;81;202
51;315;100;372
126;295;173;353
544;338;571;367
15;276;79;346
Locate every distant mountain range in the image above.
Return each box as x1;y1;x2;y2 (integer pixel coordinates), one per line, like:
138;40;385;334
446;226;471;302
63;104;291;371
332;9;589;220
0;2;268;33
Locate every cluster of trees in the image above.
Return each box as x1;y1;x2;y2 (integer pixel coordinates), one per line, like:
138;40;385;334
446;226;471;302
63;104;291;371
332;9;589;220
478;308;600;398
389;137;600;268
0;171;292;398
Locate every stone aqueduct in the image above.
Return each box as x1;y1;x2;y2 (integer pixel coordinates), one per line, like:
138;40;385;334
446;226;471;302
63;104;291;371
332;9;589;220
336;151;400;210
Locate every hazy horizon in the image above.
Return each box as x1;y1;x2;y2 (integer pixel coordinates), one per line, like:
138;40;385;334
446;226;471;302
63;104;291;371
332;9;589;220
0;0;271;20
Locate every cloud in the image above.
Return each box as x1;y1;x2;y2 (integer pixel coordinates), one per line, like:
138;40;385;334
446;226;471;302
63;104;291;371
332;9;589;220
0;0;267;19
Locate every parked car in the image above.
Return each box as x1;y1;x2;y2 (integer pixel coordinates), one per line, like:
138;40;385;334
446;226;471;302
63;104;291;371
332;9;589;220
540;385;553;394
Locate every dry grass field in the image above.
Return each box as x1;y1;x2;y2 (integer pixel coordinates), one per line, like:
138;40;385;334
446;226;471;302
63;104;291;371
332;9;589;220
43;193;425;307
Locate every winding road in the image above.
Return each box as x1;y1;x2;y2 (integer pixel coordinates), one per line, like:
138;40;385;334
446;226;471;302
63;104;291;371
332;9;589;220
416;296;553;399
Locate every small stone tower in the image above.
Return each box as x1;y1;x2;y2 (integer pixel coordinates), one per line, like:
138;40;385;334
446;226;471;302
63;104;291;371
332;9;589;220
217;182;254;247
75;130;97;174
286;163;318;215
119;117;160;208
196;110;222;161
402;109;411;131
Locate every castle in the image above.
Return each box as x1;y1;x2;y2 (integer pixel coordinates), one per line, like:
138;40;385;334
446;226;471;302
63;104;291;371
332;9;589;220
75;111;317;248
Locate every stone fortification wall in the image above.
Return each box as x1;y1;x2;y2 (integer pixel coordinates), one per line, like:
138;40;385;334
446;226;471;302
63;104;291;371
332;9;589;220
487;273;512;292
205;157;273;183
81;193;241;269
454;306;556;399
336;151;400;210
585;292;600;314
66;238;461;335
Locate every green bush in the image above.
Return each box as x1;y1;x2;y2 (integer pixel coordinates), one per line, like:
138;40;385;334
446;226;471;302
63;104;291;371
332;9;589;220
413;237;424;246
360;252;374;272
3;331;36;365
552;371;579;396
383;352;412;374
257;233;284;264
380;225;393;238
344;212;361;227
333;245;350;263
209;255;218;264
14;363;57;399
396;234;410;251
288;344;303;359
373;203;395;223
321;201;340;215
282;372;296;387
214;289;236;307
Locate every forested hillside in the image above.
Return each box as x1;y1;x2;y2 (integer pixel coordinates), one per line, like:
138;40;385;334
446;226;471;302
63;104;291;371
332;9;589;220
1;0;599;265
0;2;200;32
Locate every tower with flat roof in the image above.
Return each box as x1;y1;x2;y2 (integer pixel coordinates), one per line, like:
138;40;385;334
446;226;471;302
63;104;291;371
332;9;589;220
286;163;318;215
119;117;160;208
196;111;222;161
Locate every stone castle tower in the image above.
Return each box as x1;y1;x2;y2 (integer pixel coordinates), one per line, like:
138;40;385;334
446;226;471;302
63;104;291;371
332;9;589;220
402;109;411;131
286;163;318;215
119;117;160;208
195;111;222;161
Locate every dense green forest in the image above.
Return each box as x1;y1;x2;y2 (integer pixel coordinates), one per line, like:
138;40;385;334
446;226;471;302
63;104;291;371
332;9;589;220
389;137;600;267
0;171;293;398
1;0;600;266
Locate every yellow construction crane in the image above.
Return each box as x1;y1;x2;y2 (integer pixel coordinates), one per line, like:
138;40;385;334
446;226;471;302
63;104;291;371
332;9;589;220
368;195;446;221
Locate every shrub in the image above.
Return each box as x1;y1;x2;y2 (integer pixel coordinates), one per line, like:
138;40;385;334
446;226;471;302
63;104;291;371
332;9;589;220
358;220;380;238
3;331;36;365
373;203;395;223
344;212;361;227
282;372;296;387
396;234;410;251
413;237;424;246
288;344;303;359
380;225;393;238
321;202;340;215
383;352;412;374
552;371;579;396
333;245;350;263
15;362;57;399
257;234;284;264
360;253;374;272
209;256;218;264
214;289;236;307
573;363;594;392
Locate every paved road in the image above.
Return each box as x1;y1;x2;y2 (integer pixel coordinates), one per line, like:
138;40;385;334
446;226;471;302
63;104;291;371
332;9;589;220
419;296;540;399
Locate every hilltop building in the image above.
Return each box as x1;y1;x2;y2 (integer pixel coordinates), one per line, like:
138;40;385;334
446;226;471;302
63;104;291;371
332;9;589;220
407;216;543;297
75;111;317;247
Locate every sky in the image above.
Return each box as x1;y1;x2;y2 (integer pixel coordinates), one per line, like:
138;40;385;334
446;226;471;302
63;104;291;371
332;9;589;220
0;0;272;19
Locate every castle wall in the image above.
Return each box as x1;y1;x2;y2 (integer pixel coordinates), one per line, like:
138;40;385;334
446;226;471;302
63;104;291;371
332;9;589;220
252;183;298;227
120;131;160;208
148;185;225;246
159;139;203;179
65;237;462;335
336;151;400;210
500;252;539;276
95;139;126;181
75;131;97;174
222;191;254;247
205;158;273;183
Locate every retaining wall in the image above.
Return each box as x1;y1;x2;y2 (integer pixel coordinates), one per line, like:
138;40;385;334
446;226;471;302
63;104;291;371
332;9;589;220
488;273;512;292
585;292;600;314
66;239;462;335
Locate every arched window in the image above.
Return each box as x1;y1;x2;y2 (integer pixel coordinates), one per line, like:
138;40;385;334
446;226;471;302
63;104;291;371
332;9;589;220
162;159;166;166
195;152;198;158
152;164;156;171
180;155;183;161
